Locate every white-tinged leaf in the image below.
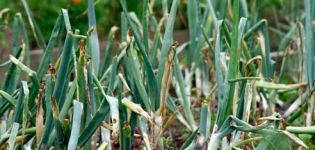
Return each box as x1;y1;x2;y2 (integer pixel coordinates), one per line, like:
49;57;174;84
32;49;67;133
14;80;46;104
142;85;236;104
121;98;151;122
67;100;83;150
281;130;308;149
88;0;100;74
8;122;19;150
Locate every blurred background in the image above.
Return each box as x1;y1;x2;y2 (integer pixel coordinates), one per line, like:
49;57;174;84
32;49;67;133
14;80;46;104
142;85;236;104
0;0;301;47
0;0;303;77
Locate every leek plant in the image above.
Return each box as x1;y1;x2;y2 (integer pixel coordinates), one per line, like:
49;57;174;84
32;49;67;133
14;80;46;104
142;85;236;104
0;0;314;149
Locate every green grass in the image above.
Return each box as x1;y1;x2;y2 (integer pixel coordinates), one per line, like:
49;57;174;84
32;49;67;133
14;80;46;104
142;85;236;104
0;0;314;149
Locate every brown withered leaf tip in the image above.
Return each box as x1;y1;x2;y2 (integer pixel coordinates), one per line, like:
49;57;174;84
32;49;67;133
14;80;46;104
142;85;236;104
172;41;179;49
127;28;133;37
79;39;86;54
39;80;45;91
124;121;130;127
86;58;92;64
50;96;60;117
112;26;120;41
87;27;95;36
127;28;133;44
48;64;56;75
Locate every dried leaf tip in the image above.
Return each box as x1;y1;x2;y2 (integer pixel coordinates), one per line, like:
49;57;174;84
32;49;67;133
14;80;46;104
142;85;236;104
79;39;86;54
87;26;95;36
127;28;133;44
171;41;179;49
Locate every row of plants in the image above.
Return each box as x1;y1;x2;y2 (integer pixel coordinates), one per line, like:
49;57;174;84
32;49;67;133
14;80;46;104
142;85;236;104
0;0;314;149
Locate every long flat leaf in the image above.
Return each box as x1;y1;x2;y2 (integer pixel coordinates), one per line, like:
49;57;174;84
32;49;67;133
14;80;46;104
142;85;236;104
157;0;178;83
179;128;199;150
187;0;200;65
67;100;83;150
120;0;160;110
7;122;19;150
0;90;16;106
40;74;54;147
37;12;63;79
88;0;100;74
304;0;314;91
21;0;46;50
53;32;74;107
